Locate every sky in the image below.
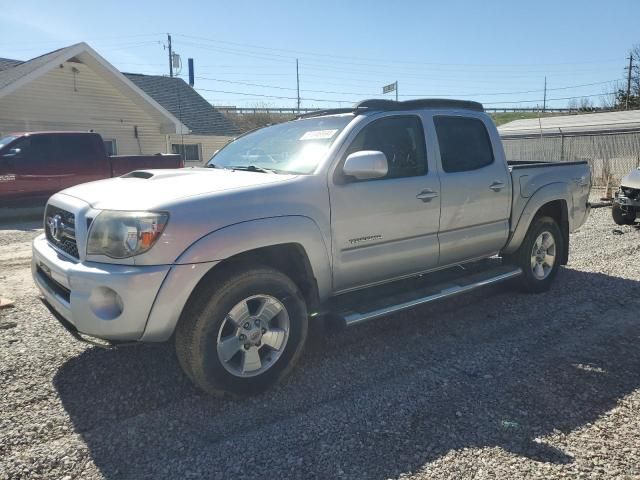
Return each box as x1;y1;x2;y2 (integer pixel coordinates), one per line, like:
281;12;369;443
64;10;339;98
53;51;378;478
1;0;638;110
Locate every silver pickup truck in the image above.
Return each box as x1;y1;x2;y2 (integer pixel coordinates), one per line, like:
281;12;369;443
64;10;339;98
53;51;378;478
32;99;591;396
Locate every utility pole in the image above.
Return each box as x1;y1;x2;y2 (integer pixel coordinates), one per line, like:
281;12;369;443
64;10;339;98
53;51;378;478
626;53;633;110
296;58;300;113
395;80;398;102
542;76;547;113
168;33;173;77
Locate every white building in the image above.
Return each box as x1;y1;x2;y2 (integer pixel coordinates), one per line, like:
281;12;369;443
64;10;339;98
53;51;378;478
499;110;640;185
0;42;238;165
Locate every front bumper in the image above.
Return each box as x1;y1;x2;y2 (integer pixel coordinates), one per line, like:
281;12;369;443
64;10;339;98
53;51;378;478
32;234;170;341
614;191;640;208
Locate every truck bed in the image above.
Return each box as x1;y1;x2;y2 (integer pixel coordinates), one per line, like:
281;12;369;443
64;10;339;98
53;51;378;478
508;159;591;235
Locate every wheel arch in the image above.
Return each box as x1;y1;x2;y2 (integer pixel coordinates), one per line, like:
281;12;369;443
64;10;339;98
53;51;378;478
503;184;571;264
141;216;331;342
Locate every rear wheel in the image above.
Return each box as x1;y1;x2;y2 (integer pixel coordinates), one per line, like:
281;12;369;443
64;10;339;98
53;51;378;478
507;216;563;293
175;266;308;397
612;203;636;225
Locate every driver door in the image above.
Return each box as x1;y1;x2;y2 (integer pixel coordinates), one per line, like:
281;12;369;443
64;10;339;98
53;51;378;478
0;135;56;203
329;115;441;293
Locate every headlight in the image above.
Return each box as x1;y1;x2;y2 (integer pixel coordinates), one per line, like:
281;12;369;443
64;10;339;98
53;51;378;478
87;211;168;259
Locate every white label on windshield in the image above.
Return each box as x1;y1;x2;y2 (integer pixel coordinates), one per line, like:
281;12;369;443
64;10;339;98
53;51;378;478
300;129;338;141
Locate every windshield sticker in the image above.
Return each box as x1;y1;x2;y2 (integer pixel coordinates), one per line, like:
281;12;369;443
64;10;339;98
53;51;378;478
299;129;338;141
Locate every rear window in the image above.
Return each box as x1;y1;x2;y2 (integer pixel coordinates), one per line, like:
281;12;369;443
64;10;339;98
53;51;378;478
434;116;494;173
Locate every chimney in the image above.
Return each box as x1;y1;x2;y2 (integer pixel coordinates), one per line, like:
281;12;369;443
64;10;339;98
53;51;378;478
188;58;194;87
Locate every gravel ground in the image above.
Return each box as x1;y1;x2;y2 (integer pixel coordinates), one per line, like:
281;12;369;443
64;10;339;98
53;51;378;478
1;203;639;479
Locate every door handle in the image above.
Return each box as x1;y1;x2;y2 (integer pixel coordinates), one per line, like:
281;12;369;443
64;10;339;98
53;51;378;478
416;189;439;202
490;181;506;192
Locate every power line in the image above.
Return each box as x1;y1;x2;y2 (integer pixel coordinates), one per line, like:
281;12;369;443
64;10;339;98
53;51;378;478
175;39;621;79
176;73;618;99
172;33;620;69
193;85;616;106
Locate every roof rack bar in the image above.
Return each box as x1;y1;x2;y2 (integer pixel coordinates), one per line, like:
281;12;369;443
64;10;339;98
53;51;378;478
296;98;484;120
355;98;484;112
296;108;355;119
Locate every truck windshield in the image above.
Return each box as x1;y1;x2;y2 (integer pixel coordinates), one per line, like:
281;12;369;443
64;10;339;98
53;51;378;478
0;135;17;150
207;115;353;174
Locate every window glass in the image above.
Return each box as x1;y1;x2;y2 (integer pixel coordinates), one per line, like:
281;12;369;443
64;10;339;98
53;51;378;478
172;144;200;161
347;116;427;178
346;116;427;179
434;116;494;173
30;136;56;160
58;135;99;161
0;135;17;149
103;139;117;156
208;115;352;174
9;136;55;161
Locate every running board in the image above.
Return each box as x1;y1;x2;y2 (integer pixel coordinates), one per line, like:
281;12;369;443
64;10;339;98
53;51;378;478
323;260;522;327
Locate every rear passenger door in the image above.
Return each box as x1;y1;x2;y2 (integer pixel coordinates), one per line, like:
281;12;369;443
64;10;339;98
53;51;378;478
0;135;56;202
433;115;511;265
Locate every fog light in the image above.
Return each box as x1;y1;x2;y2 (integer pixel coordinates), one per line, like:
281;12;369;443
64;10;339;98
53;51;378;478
89;287;124;320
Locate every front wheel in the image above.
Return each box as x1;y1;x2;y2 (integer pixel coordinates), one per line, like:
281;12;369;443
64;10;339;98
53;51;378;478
612;203;636;225
506;216;563;293
175;266;308;397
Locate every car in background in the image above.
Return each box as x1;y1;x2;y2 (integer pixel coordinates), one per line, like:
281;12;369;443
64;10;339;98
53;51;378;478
612;167;640;225
0;132;183;207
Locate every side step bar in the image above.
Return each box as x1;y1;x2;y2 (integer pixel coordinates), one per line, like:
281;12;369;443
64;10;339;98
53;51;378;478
324;261;522;327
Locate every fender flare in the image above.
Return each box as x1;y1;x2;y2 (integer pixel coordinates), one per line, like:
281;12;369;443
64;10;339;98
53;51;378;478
502;182;572;255
175;215;332;300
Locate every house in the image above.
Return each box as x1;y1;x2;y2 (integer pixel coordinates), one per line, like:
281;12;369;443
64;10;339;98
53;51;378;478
0;42;238;165
124;73;239;164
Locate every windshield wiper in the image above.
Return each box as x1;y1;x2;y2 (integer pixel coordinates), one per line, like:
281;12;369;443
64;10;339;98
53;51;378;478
228;165;276;173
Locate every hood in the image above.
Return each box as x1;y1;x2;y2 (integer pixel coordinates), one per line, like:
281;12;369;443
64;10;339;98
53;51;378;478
60;167;297;210
621;168;640;190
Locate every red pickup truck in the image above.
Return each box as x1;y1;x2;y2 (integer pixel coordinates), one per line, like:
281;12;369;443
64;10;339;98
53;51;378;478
0;132;183;206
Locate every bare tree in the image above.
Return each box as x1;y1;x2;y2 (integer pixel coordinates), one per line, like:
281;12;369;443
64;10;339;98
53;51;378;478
600;81;621;109
222;102;295;133
567;98;579;111
579;97;594;110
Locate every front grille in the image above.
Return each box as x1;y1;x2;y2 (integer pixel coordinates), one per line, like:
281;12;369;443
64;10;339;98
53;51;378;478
45;205;79;259
621;186;639;200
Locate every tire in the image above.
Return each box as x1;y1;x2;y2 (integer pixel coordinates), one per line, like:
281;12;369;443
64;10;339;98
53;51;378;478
507;216;563;294
175;265;308;397
612;203;636;225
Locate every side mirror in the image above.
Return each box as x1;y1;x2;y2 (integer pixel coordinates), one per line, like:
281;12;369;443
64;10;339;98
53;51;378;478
343;150;388;180
2;147;21;158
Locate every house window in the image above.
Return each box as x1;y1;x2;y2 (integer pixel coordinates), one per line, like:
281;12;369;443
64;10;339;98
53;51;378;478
172;143;200;161
103;139;117;156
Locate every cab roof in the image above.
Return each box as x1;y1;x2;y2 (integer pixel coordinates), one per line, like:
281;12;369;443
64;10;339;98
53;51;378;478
298;98;484;119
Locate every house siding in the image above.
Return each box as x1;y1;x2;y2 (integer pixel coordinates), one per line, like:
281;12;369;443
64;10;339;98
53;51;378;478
0;60;167;155
168;134;234;165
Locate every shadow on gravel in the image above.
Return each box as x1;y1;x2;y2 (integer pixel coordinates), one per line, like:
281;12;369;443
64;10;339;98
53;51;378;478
54;268;640;479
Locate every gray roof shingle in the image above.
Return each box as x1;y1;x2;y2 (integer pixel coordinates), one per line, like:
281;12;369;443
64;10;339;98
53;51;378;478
0;46;70;91
0;57;23;71
123;73;239;136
